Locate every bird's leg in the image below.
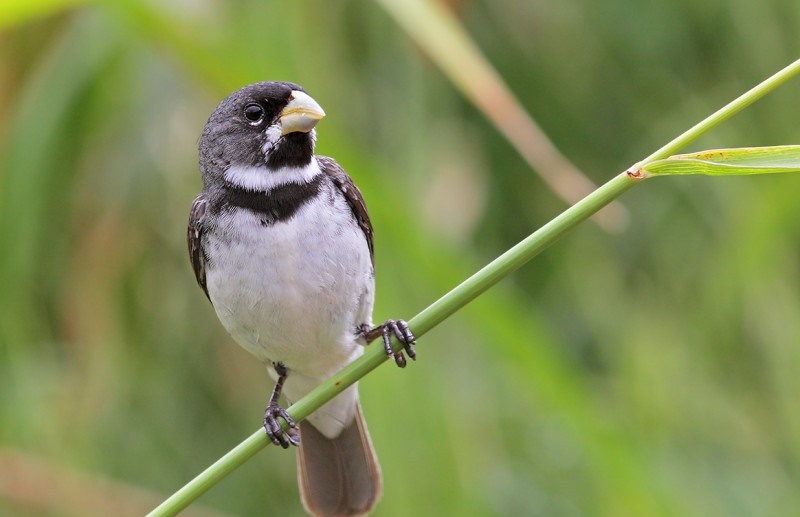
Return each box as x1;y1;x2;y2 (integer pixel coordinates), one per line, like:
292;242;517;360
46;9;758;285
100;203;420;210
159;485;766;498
359;319;417;368
263;362;300;448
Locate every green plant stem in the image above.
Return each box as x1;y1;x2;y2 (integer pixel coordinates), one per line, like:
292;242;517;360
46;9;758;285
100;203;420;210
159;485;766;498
147;58;800;517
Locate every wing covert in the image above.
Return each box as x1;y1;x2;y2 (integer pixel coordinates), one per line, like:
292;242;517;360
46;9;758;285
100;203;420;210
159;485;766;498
188;193;211;300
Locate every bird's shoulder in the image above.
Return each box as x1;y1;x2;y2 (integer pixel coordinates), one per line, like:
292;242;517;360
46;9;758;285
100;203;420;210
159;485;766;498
317;156;375;266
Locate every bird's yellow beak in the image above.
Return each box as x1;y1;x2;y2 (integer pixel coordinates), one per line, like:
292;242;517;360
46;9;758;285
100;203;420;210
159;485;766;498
280;90;325;135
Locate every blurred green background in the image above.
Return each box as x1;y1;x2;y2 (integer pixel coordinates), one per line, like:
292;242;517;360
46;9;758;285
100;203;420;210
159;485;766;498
1;1;799;516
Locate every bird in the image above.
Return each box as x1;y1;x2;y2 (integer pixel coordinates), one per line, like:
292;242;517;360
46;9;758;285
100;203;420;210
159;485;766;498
187;81;416;517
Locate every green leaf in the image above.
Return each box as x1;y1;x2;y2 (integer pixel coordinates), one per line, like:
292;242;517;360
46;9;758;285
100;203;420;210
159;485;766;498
636;145;800;178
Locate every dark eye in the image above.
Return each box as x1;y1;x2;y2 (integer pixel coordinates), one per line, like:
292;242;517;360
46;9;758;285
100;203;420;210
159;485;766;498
244;103;265;123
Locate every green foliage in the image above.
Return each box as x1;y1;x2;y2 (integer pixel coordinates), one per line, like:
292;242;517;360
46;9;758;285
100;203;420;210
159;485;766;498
1;1;799;517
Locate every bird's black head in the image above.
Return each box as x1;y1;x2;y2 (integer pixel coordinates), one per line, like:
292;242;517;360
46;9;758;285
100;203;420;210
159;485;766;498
198;81;325;188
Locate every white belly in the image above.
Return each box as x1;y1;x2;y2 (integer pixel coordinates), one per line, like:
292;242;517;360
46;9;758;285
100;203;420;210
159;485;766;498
204;194;375;381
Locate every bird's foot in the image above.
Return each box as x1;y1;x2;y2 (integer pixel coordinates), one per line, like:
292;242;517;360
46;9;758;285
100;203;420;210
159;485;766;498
263;402;300;448
360;319;417;368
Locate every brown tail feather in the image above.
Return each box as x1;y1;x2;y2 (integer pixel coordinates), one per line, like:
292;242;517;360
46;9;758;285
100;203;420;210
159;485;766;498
297;402;382;517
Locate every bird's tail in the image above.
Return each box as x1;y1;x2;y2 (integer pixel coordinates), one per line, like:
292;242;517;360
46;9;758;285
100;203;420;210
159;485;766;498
297;401;382;517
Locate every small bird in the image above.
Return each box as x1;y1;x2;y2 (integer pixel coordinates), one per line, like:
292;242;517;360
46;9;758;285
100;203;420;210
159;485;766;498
188;81;416;516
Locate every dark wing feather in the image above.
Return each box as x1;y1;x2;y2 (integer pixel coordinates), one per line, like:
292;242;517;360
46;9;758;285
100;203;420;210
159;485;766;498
188;193;210;300
317;156;375;266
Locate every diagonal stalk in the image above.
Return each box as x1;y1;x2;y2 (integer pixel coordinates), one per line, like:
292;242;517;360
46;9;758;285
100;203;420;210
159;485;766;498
147;58;800;517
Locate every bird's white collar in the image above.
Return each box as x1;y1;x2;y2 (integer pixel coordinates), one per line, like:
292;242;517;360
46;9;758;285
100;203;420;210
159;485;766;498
223;158;322;191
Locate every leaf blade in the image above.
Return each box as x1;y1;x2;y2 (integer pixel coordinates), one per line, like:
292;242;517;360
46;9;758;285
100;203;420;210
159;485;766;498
639;145;800;177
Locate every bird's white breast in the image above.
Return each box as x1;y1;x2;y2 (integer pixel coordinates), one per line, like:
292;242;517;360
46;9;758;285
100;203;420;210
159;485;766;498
204;180;375;381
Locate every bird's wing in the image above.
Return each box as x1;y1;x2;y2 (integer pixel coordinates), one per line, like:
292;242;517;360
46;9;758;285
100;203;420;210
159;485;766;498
188;193;211;300
317;156;375;267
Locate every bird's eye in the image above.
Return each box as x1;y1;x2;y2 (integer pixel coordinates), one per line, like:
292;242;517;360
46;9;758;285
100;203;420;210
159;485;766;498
244;103;265;123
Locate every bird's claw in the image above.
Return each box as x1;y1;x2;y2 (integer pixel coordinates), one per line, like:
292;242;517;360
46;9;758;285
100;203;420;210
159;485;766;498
361;319;416;368
263;403;300;448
